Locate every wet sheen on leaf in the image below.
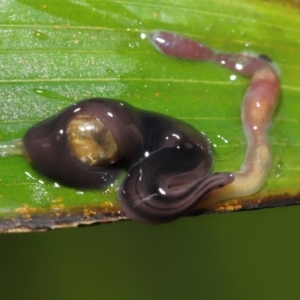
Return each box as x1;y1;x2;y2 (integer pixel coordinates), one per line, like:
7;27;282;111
0;0;299;231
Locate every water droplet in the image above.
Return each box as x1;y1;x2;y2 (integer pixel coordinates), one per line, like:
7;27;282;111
106;68;115;74
33;31;49;41
32;88;72;101
208;131;242;161
235;63;243;70
274;156;286;178
25;171;36;180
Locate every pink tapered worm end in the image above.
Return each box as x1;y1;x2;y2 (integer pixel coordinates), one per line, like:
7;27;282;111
149;30;214;60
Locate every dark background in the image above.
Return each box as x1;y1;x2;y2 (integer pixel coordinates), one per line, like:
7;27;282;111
0;205;299;300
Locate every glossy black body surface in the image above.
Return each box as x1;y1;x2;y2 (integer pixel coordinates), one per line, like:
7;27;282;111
23;98;233;223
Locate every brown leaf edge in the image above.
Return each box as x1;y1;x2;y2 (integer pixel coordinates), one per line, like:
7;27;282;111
1;191;300;233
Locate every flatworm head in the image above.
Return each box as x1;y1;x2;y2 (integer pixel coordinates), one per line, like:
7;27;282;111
23;99;140;189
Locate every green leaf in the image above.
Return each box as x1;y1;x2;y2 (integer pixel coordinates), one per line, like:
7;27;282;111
0;0;299;232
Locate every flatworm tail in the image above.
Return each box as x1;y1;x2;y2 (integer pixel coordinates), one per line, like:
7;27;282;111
149;30;280;208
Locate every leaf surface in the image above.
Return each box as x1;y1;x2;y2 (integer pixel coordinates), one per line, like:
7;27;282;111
0;0;299;231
